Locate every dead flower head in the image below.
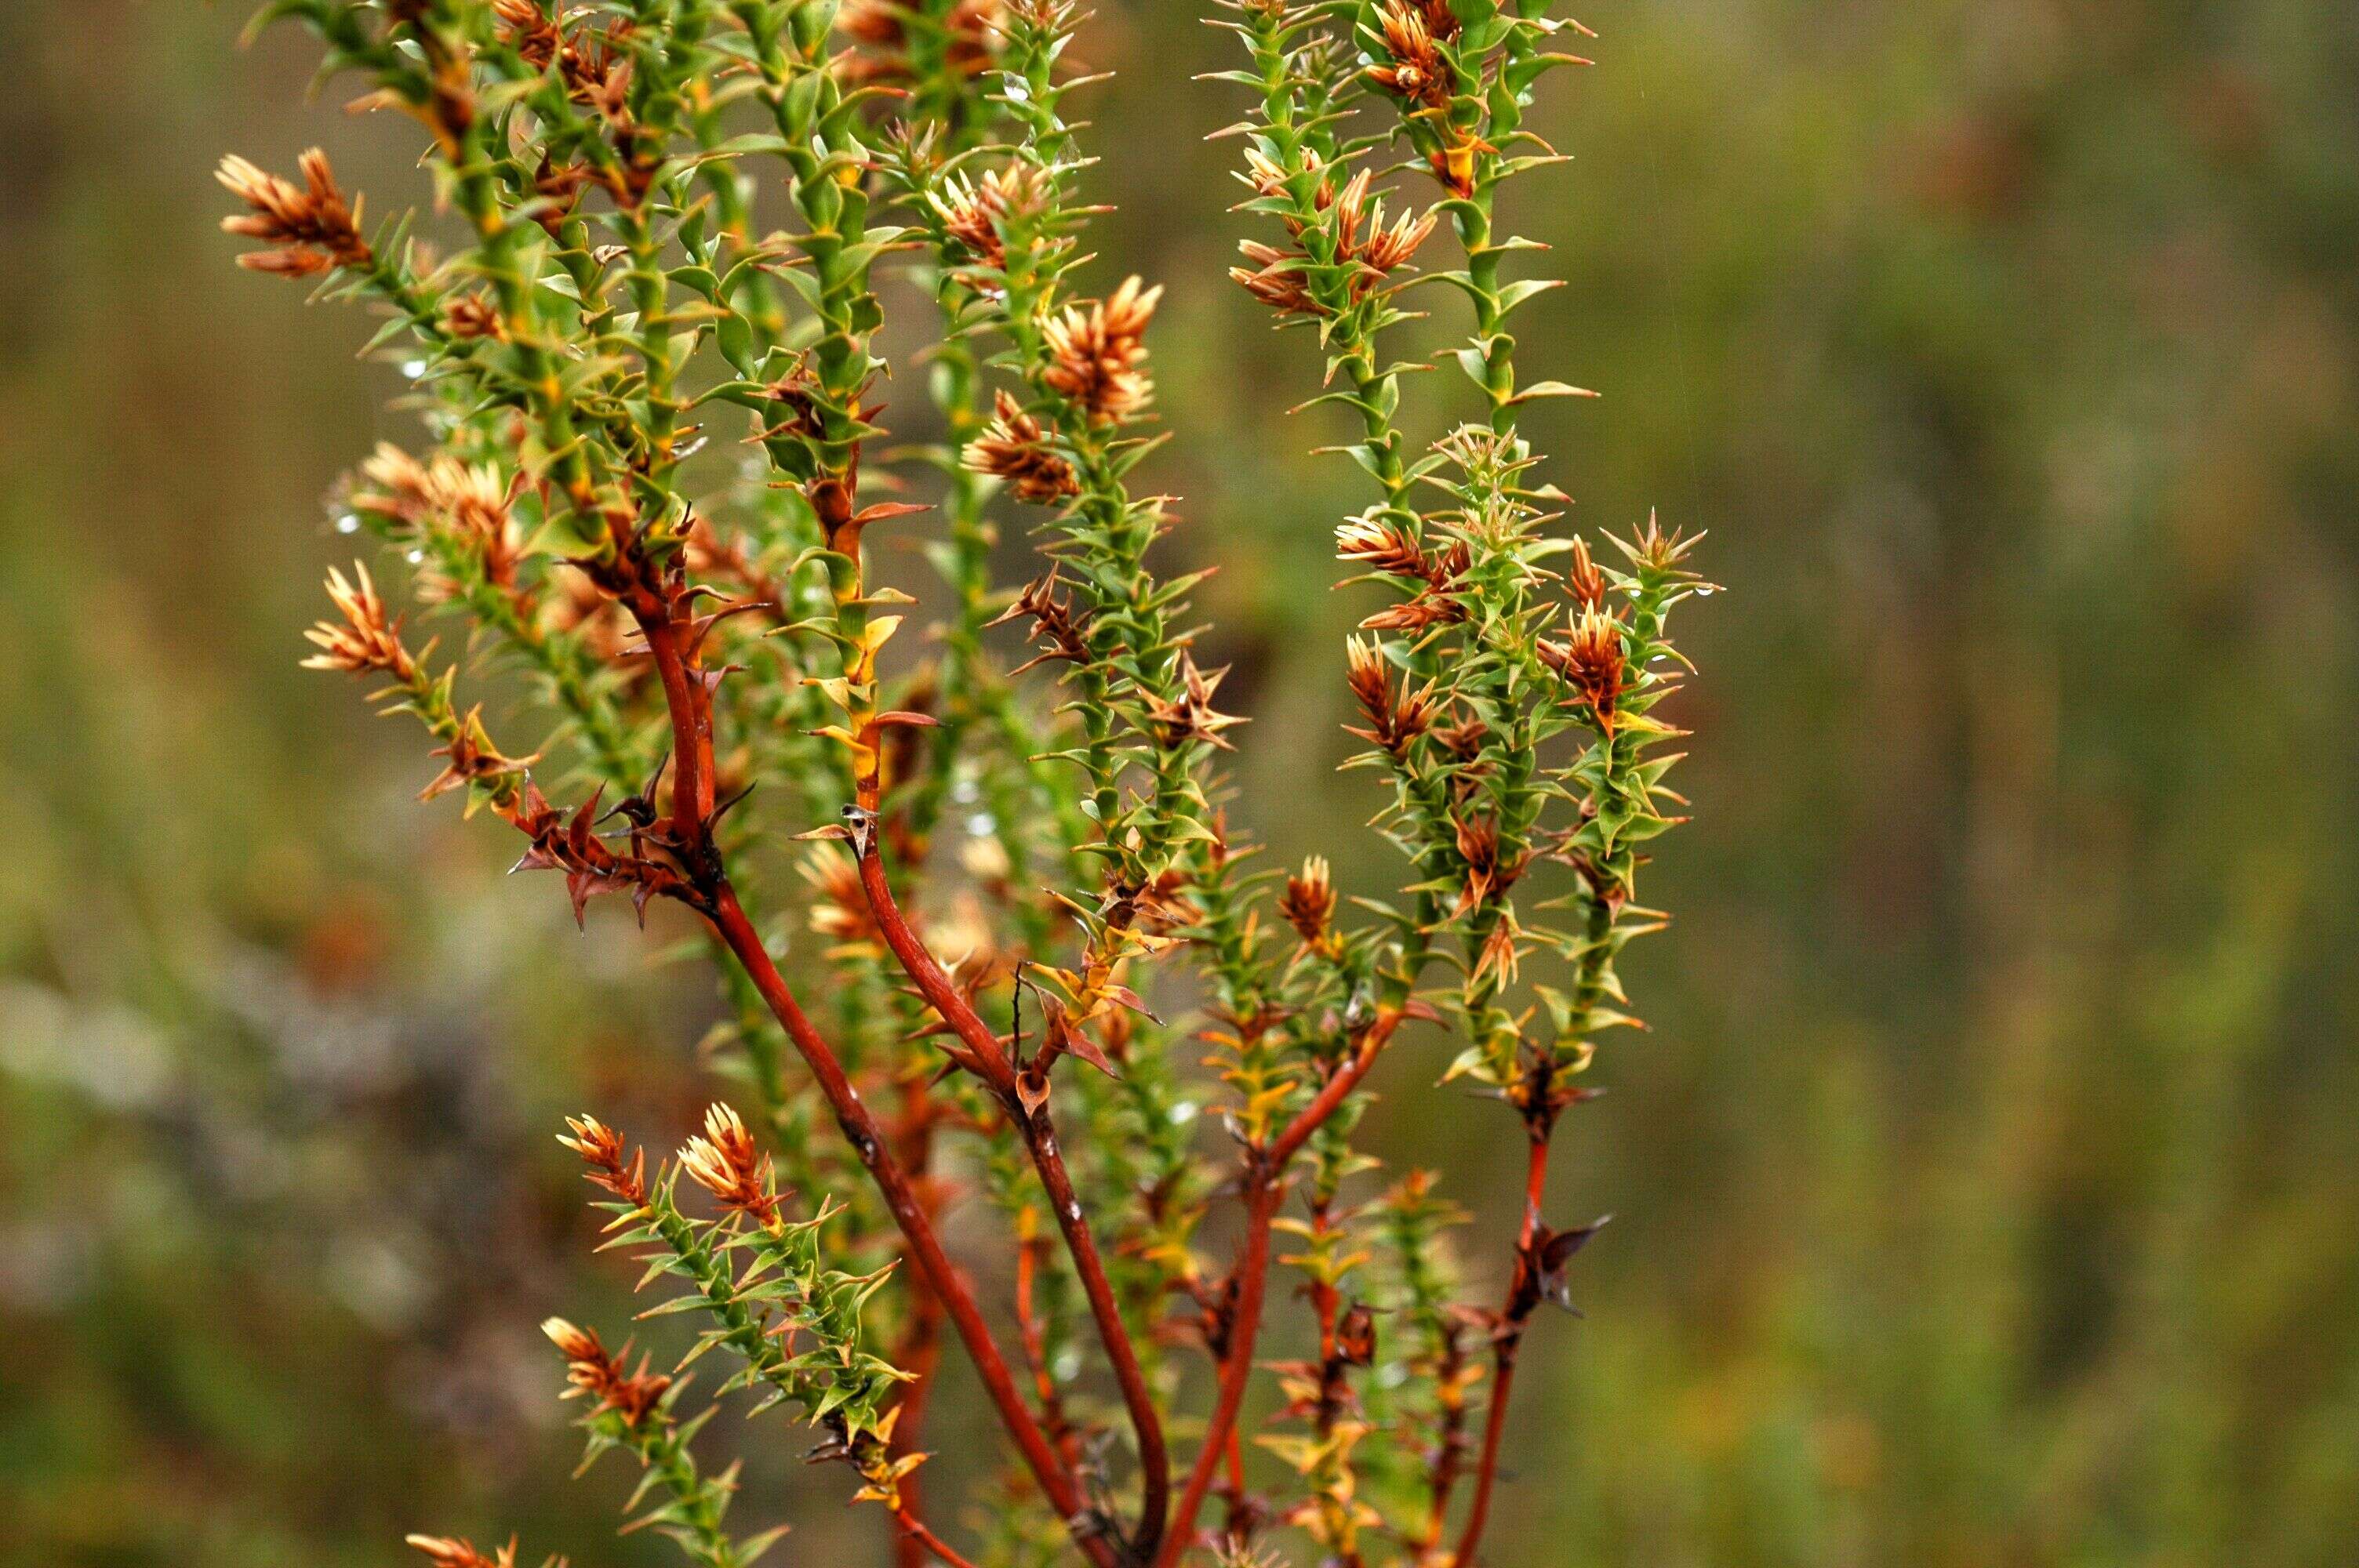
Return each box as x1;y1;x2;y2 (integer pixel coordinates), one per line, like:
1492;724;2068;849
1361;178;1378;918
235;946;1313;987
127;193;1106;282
965;390;1078;503
404;1537;518;1568
302;563;416;681
219;150;372;277
1279;855;1339;956
1145;651;1247;752
543;1317;671;1426
1343;634;1437;754
1545;604;1625;728
1041;276;1161;426
841;0;1002;82
558;1114;649;1207
988;570;1094;673
355;445;523;586
932;162;1049;273
1564;532;1606;608
442;291;503;341
678;1102;782;1227
420;706;533;804
1234;169;1436;318
1368;2;1452;109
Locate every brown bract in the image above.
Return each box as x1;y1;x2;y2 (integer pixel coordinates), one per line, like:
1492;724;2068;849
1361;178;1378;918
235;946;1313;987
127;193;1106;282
218;150;372;277
558;1114;649;1207
301;564;416;681
404;1537;518;1568
1541;604;1625;730
932;162;1049;274
1368;2;1452;109
1145;652;1246;752
1278;855;1339;956
1041;276;1160;426
1233;167;1437;320
678;1102;783;1228
1343;634;1438;754
421;706;533;803
543;1317;673;1426
965;390;1079;503
838;0;1002;83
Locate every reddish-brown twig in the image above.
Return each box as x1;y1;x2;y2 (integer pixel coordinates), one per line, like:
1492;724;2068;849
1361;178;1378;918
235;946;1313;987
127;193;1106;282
616;582;1114;1568
1154;1006;1413;1567
1451;1131;1554;1566
893;1504;985;1568
856;848;1172;1559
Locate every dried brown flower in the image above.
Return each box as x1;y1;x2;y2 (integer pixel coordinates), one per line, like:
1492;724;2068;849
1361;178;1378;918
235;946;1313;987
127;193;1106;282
558;1114;649;1207
1278;855;1339;956
356;445;525;588
1343;634;1438;754
1543;604;1625;729
543;1317;672;1426
678;1102;782;1228
1357;590;1465;632
1452;813;1528;920
838;0;1001;82
1411;0;1463;41
1234;168;1437;318
420;706;533;804
965;390;1079;503
442;291;503;340
932;162;1048;272
1144;651;1247;752
989;570;1094;673
1367;2;1452;109
1564;532;1606;608
218;150;373;277
301;563;416;681
1041;276;1161;425
491;0;567;71
1336;514;1450;583
404;1537;518;1568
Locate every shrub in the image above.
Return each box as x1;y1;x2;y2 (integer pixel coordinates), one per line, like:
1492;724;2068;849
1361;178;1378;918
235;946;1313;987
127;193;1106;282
225;2;1707;1563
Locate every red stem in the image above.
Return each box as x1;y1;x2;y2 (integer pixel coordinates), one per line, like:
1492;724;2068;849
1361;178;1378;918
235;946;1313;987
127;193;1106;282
894;1505;985;1568
889;1085;947;1568
858;848;1172;1560
637;609;712;840
709;889;1116;1566
1154;1175;1282;1568
1154;1007;1409;1566
622;593;1107;1559
1015;1227;1084;1466
1451;1132;1554;1566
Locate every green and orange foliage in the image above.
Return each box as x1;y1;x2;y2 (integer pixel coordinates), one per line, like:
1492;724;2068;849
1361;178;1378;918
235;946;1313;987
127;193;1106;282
223;1;1701;1563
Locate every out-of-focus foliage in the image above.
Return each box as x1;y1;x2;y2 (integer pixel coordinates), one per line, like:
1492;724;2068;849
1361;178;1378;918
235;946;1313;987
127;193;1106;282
1;1;2352;1565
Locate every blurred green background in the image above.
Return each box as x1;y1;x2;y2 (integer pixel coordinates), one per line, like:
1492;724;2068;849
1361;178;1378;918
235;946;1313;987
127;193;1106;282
4;1;2356;1565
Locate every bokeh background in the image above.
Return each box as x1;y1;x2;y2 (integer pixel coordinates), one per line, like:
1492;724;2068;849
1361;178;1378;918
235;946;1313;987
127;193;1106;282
4;2;2357;1565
